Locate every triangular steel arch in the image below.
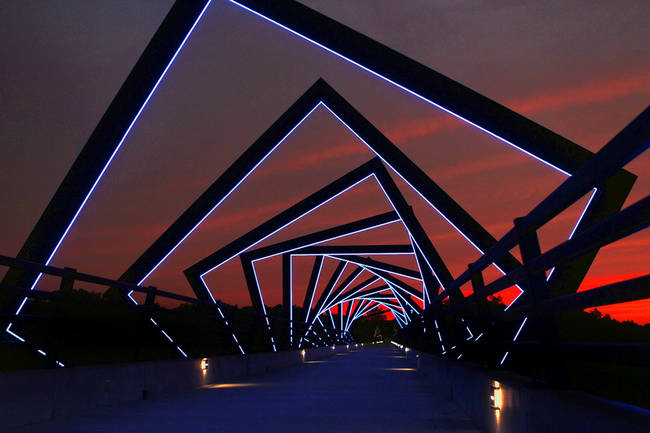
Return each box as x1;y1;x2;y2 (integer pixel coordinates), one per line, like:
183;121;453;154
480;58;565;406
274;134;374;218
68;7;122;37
2;0;634;353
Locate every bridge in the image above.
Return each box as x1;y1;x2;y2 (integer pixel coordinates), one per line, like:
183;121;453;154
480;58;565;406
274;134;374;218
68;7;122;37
1;1;649;432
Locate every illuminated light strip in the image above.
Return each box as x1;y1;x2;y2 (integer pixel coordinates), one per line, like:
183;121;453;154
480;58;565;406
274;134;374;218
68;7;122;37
356;303;379;320
325;102;560;314
385;285;413;322
252;220;399;262
149;318;158;326
192;97;435;329
362;172;442;288
316;317;330;336
465;327;474;340
7;0;595;363
17;1;216;302
409;235;431;306
195;279;243;353
349;301;365;323
161;330;174;343
312;262;348;319
337;284;390;307
386;281;420;315
292;251;412;257
137;103;350;357
304;257;324;324
6;324;25;342
323;105;493;259
8;1;215;355
356;297;406;323
500;352;509;365
250;266;271;332
352;301;374;322
270;335;277;352
37;349;46;356
336;261;423;303
317;288;405;332
316;262;364;315
248;219;402;346
175;0;591;355
503;187;596;349
545;187;598;283
329;109;524;354
412;239;444;297
230;0;571;177
475;332;484;341
140;101;324;286
343;300;357;332
512;316;528;342
200;173;373;279
199;275;217;303
176;346;188;358
335;258;423;282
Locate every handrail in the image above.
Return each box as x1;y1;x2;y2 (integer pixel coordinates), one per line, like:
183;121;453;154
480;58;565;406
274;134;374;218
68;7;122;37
440;106;649;299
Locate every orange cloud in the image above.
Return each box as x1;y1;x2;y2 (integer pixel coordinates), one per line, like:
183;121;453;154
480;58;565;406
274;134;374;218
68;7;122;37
508;72;650;115
255;71;650;177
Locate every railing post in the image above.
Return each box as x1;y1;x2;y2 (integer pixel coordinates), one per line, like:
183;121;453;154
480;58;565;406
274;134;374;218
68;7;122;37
513;217;546;304
513;217;567;385
58;267;77;293
144;286;157;306
468;263;485;293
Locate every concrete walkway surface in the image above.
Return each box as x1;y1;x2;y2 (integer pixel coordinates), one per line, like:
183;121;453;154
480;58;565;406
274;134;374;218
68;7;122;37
20;347;482;433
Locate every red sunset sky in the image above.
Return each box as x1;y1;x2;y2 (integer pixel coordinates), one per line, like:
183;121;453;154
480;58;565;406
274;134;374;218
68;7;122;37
1;1;648;323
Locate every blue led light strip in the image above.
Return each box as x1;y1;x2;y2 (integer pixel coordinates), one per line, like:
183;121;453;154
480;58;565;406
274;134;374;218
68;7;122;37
228;0;604;365
5;1;215;362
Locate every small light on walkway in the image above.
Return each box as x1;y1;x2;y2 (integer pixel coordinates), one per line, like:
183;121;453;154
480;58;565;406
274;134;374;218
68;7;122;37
490;380;502;411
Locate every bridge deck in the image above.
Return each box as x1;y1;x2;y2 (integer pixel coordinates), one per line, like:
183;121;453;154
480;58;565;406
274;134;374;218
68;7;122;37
24;347;482;432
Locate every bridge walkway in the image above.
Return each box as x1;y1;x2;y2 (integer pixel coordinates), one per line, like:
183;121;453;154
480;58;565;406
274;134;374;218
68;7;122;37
24;347;482;432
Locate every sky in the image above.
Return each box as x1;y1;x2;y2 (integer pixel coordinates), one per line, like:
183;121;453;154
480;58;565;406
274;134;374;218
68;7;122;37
1;0;648;323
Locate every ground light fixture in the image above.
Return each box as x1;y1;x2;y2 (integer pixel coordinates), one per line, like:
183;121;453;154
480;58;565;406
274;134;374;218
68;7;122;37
490;380;502;410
